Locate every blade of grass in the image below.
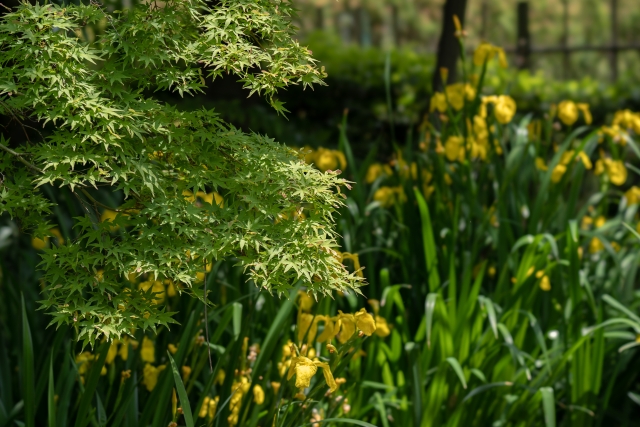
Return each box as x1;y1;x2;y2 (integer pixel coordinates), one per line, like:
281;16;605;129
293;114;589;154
462;381;512;403
479;296;498;338
521;311;552;376
56;344;75;427
232;302;242;341
168;352;194;427
445;357;467;389
21;294;35;427
540;387;556;427
414;187;441;291
96;393;106;427
622;221;640;240
425;293;437;348
373;392;390;427
405;342;423;426
628;392;640;407
0;400;7;426
35;326;67;415
602;294;640;324
48;354;55;427
0;334;13;412
148;308;200;427
300;419;378;427
74;342;109;427
252;285;299;380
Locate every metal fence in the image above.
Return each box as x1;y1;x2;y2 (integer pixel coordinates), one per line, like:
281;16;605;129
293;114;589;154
513;0;640;81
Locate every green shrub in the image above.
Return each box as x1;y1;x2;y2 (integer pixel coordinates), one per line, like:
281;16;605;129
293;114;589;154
0;0;361;345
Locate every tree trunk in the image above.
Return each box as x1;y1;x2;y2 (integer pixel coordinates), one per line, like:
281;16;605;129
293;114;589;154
431;0;468;92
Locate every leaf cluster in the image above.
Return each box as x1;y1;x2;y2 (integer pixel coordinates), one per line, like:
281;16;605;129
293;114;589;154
0;0;358;346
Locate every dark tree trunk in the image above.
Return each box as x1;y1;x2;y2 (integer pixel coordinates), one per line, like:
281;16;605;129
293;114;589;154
431;0;468;92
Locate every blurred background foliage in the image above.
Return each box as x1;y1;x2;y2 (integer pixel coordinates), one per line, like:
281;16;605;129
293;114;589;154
201;0;640;160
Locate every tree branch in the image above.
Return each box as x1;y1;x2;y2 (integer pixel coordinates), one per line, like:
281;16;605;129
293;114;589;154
80;188;131;213
0;142;44;174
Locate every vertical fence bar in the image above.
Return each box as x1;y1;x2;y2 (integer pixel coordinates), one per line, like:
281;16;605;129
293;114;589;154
480;0;488;40
610;0;618;81
516;2;531;70
561;0;570;79
359;5;372;47
315;7;324;31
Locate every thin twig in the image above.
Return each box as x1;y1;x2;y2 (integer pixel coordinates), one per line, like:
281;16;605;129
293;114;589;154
203;260;213;373
90;0;123;42
0;142;44;174
0;99;40;144
0;140;105;230
80;188;134;213
74;191;101;230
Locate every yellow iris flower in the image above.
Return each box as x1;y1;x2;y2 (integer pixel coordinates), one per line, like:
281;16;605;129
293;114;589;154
374;316;391;337
335;311;357;343
473;42;508;68
624;186;640;205
551;164;567;183
215;369;226;385
535;157;548;171
195;260;213;283
430;92;447;113
589;237;604;254
118;337;136;361
304;147;347;172
106;340;119;364
576;151;592;169
539;275;551;291
365;163;393;184
599;124;629;145
316;317;336;343
444;136;464;162
603;159;627;186
581;216;593;230
445;83;475;111
253;385;265;404
199;396;219;419
140;336;155;363
613;109;640;134
228;377;251;426
100;209;120;232
336;252;363;278
139;280;165;305
181;365;192;382
354;308;376;336
298;291;315;312
373;186;406;208
483;96;517;124
558;101;592;126
32;227;65;249
297;312;317;344
287;356;338;392
271;382;281;395
31;235;48;250
142;363;166;391
75;351;94;375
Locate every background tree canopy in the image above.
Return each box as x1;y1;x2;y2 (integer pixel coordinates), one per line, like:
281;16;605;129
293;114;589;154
0;0;362;346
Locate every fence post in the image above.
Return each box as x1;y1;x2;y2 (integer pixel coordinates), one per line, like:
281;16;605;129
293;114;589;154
516;2;531;70
480;1;488;40
610;0;618;82
561;0;570;79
